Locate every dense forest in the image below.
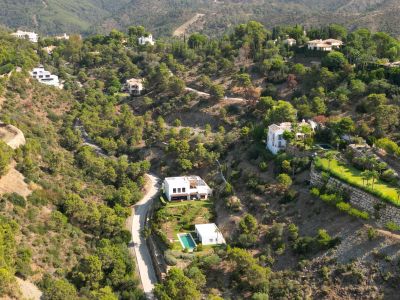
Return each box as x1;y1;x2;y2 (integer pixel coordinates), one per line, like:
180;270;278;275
1;18;400;299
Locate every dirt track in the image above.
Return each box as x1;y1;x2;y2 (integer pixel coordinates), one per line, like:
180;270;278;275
173;13;205;37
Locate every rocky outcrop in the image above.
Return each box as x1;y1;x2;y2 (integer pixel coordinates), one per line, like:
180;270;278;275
310;165;400;226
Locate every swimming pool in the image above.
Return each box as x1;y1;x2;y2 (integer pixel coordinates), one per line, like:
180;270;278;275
177;233;197;250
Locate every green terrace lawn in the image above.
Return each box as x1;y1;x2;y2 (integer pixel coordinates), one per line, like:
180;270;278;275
159;200;214;243
315;157;400;207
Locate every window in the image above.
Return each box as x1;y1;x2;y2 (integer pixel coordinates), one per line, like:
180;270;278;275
209;239;213;242
182;188;186;192
177;188;181;193
173;188;176;193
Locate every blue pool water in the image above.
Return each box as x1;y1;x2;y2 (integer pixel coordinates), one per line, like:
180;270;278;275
178;233;197;250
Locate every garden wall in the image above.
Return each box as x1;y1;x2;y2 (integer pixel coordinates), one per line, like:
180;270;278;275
310;165;400;226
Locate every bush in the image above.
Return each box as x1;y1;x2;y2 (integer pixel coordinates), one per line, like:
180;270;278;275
4;193;26;207
348;208;369;220
259;161;268;171
164;253;178;266
336;201;351;212
381;169;397;183
310;187;320;197
385;221;400;231
277;173;292;188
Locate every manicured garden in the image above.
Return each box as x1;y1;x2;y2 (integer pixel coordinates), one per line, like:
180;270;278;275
315;157;400;207
154;199;214;250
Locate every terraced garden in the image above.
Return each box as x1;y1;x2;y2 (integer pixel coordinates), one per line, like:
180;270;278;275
315;157;400;207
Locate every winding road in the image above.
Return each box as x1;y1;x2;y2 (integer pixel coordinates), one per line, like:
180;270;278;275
130;174;160;299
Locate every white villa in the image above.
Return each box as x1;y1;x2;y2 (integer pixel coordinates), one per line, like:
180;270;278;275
55;33;70;40
125;78;144;96
11;30;38;43
307;39;343;51
30;67;60;88
163;176;212;201
283;38;297;47
138;34;155;46
267;120;317;154
195;223;225;246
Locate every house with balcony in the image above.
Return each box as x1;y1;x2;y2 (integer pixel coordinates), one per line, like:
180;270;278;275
267;120;317;154
307;39;343;51
138;34;155;45
30;66;60;88
125;78;144;95
163;176;212;201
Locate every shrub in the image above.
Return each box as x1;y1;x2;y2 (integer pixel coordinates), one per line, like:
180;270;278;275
277;173;292;188
4;193;26;207
310;187;320;197
259;161;268;171
348;208;369;220
385;221;400;231
336;202;351;212
381;169;397;183
367;227;378;240
164;253;178;266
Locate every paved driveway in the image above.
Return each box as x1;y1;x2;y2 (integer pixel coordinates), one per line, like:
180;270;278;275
131;174;160;299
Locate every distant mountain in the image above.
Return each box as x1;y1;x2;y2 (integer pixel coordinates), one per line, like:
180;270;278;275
0;0;130;35
1;0;400;37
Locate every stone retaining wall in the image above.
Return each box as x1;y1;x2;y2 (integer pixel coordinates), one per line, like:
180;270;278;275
310;165;400;226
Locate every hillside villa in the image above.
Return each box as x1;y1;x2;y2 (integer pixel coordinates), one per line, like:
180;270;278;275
11;30;38;43
163;176;212;201
283;38;297;47
125;78;144;95
307;39;343;51
267;120;317;154
55;33;70;40
138;34;155;45
195;223;225;246
30;66;60;88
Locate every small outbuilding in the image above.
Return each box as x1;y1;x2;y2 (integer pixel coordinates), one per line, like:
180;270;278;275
195;223;225;246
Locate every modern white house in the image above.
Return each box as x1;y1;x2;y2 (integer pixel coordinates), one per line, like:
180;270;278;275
30;67;60;88
195;223;225;246
11;30;38;43
283;38;297;47
307;39;343;51
163;176;212;201
267;120;316;154
125;78;144;96
138;34;155;46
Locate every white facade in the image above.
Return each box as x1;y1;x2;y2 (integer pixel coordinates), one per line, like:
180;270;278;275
283;38;297;47
267;120;315;154
195;223;225;246
11;30;38;43
126;78;144;96
55;33;69;40
138;34;155;45
163;176;212;201
30;67;60;87
307;39;343;51
267;122;292;155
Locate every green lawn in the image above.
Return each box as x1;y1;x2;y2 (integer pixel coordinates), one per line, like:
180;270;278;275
315;157;400;207
159;200;214;241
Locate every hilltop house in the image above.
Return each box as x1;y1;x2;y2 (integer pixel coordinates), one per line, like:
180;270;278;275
11;30;38;43
307;39;343;51
138;34;155;45
30;67;60;88
267;120;316;154
163;176;212;201
195;223;225;246
125;78;144;95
